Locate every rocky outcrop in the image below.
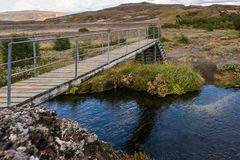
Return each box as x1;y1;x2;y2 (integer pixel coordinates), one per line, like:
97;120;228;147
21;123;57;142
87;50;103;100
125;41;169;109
0;106;126;160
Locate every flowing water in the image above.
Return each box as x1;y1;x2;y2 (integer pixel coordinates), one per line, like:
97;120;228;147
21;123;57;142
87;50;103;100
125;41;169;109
44;85;240;160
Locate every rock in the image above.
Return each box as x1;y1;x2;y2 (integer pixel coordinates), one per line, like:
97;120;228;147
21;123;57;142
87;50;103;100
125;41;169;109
0;105;127;160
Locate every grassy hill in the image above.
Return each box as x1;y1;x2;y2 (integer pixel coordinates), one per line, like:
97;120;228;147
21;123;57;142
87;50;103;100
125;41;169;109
0;10;66;21
44;2;240;24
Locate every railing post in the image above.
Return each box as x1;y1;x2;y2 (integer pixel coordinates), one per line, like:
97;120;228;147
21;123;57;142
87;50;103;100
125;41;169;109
146;27;149;42
138;30;140;47
33;41;38;77
153;26;155;39
75;34;79;78
107;31;110;63
118;32;120;46
126;30;129;55
158;26;161;41
7;43;12;106
101;33;104;54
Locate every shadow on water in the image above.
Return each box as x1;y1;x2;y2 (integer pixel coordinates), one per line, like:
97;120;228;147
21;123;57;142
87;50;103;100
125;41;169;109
45;86;240;160
49;88;199;154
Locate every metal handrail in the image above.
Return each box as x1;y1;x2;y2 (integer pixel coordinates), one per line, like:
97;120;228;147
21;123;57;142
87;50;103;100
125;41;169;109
5;26;161;106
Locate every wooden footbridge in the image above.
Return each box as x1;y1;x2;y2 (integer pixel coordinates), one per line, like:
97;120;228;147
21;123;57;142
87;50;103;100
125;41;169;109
0;27;166;108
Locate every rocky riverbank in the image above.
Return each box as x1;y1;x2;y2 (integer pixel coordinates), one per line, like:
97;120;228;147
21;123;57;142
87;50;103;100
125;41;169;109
0;105;128;160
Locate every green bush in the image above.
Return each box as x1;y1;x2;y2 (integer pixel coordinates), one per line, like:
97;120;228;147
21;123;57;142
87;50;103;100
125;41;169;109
160;36;171;42
217;61;240;72
148;25;159;39
78;28;90;33
53;38;71;51
178;35;190;44
110;38;126;46
162;23;180;29
0;35;40;67
233;16;240;31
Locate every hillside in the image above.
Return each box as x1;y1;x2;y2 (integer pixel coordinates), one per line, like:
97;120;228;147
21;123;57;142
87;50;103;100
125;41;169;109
0;10;66;21
44;2;240;24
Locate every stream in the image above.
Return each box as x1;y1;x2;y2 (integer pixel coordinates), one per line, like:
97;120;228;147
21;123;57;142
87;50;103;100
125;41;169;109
44;85;240;160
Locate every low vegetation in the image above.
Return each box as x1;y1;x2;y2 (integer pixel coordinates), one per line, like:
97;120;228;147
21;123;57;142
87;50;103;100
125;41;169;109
67;62;204;97
215;61;240;87
0;35;40;67
126;152;151;160
178;34;190;44
78;27;90;33
53;38;71;51
148;25;159;39
162;13;240;31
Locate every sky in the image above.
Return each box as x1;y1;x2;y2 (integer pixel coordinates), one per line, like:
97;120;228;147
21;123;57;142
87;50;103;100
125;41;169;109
0;0;240;13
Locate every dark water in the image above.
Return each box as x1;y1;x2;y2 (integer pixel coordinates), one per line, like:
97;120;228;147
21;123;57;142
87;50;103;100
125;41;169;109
44;85;240;160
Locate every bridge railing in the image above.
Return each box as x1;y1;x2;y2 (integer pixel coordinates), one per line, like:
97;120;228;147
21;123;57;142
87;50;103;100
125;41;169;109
1;26;161;106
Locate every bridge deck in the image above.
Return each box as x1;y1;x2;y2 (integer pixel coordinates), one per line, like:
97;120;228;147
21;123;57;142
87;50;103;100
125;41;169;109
0;39;157;108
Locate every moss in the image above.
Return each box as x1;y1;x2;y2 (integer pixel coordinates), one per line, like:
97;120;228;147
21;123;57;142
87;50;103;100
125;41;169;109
67;62;204;97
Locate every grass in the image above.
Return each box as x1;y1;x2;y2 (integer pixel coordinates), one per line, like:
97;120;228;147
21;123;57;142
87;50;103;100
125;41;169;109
67;61;204;97
178;35;190;44
215;61;240;87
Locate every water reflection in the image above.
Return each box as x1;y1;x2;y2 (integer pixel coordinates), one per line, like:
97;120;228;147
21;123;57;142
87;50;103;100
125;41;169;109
45;85;240;160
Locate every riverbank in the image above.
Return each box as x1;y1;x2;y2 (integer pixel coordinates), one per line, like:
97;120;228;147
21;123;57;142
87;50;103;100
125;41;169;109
67;62;204;97
0;105;150;160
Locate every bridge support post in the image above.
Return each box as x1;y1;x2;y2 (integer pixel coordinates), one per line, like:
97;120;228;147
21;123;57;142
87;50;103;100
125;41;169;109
107;31;110;63
33;41;38;77
126;31;129;55
75;34;79;78
7;43;12;106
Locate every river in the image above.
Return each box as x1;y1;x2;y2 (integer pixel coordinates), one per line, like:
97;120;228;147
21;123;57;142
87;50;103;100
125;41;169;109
44;85;240;160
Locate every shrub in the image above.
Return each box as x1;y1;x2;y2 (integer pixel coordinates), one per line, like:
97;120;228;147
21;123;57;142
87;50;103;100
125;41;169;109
162;23;180;29
217;61;240;72
148;25;159;39
160;36;171;42
110;38;126;46
53;38;71;51
0;35;40;67
233;16;240;31
178;35;190;44
78;28;90;33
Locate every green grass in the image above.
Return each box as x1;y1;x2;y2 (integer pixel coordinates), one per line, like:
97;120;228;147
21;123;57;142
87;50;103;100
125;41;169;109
67;62;204;97
178;35;190;44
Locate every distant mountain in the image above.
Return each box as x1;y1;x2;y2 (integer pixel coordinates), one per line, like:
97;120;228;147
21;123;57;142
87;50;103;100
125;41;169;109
44;2;240;24
0;10;66;21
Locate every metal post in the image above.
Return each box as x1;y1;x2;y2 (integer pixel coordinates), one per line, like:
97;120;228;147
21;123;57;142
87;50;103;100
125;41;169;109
146;28;149;42
33;41;38;77
101;33;104;54
7;43;12;106
158;26;161;41
107;31;110;63
126;31;129;55
138;30;140;47
118;32;120;46
153;26;155;39
75;34;79;78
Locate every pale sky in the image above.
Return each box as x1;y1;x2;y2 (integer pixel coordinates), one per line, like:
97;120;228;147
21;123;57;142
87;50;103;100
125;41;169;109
0;0;240;13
